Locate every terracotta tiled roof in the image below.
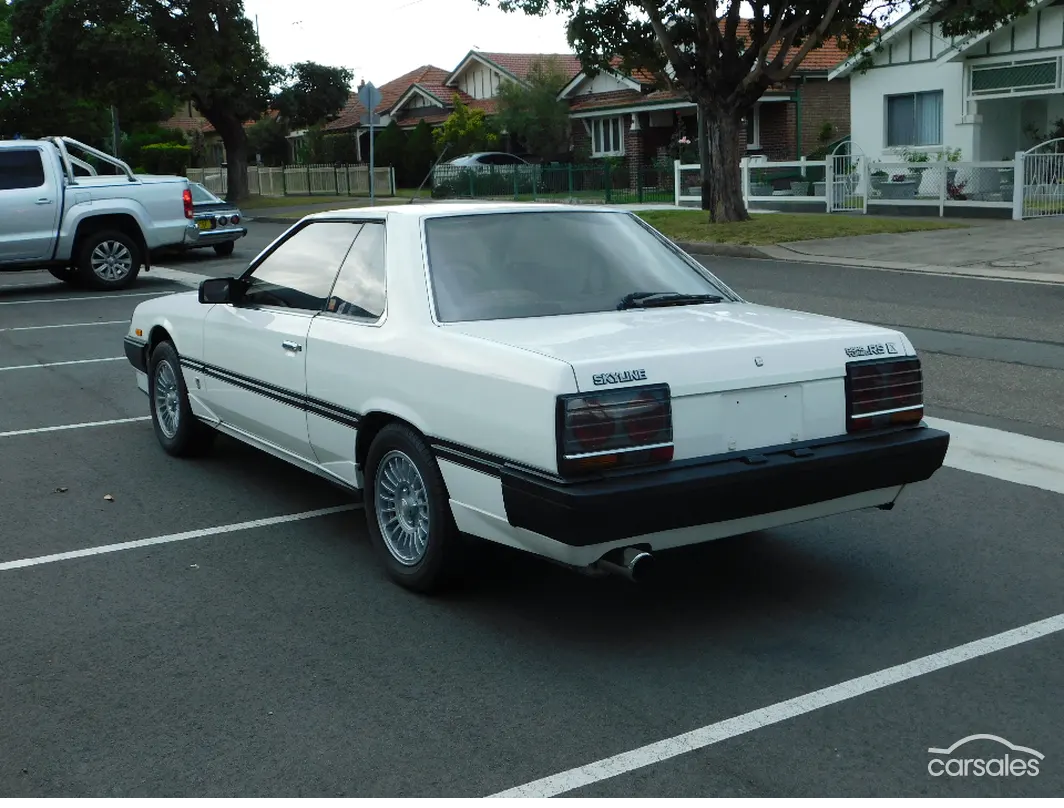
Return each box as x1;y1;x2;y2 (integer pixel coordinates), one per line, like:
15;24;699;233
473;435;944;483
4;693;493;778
568;89;647;112
472;52;584;83
324;65;453;131
730;20;850;71
160;105;278;135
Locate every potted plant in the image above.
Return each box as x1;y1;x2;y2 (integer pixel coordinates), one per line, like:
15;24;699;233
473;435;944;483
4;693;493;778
870;169;888;192
878;173;918;199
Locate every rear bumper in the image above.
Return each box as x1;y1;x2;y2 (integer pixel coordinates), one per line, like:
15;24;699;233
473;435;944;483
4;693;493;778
182;224;247;247
500;425;950;547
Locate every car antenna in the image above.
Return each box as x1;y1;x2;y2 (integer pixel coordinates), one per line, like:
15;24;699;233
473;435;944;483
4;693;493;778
410;143;451;203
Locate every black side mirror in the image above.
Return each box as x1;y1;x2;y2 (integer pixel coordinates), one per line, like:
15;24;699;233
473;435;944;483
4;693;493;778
199;276;241;304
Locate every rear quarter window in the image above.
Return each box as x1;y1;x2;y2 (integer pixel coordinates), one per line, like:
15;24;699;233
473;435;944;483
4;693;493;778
0;149;46;191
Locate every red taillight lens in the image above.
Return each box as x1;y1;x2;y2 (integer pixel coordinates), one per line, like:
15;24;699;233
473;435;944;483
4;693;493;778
557;384;674;476
182;188;193;219
230;214;240;224
845;356;923;432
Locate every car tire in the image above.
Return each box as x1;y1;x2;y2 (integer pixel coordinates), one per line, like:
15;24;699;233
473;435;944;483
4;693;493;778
76;229;142;291
48;266;83;286
364;423;467;593
213;241;235;257
147;341;216;457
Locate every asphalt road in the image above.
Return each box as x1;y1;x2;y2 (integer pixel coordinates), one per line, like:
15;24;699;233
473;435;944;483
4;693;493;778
0;229;1061;797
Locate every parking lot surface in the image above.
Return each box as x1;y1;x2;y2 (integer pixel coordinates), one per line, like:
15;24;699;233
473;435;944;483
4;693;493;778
1;241;1061;797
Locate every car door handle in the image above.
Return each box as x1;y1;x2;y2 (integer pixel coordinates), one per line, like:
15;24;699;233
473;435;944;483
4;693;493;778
281;340;302;352
35;198;51;205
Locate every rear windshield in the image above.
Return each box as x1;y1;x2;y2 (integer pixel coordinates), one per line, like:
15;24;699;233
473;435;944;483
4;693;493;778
423;211;732;322
190;183;221;204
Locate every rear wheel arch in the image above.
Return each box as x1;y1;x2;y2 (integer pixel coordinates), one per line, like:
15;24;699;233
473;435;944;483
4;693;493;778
73;214;148;265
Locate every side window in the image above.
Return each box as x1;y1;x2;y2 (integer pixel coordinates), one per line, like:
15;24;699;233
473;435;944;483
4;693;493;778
326;222;386;320
242;221;360;311
0;149;46;191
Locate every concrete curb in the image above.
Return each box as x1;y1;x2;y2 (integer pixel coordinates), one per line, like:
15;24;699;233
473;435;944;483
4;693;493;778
679;241;1064;285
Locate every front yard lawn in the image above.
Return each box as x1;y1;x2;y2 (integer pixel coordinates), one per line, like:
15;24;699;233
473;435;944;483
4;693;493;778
636;211;965;245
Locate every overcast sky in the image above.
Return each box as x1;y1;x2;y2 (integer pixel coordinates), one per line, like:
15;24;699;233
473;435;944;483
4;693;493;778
243;0;575;87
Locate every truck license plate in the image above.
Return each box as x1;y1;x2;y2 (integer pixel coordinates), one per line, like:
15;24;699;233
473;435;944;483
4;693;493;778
197;220;214;230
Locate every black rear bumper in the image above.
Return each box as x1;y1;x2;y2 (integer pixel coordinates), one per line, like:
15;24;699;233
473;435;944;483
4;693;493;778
500;425;950;547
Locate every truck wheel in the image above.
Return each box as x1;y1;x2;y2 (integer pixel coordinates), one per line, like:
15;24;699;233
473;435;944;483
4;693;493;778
213;241;235;257
364;423;468;594
147;341;216;458
76;230;142;291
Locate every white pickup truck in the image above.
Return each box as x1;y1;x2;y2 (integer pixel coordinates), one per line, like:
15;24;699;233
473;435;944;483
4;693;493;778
0;136;198;290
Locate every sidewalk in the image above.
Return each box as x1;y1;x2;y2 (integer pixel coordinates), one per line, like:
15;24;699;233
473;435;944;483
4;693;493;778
680;217;1064;285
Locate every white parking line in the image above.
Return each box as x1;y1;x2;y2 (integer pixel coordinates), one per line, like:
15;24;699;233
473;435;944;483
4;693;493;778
931;417;1064;496
0;291;167;306
489;612;1064;797
0;504;360;572
0;416;150;439
0;320;129;333
0;356;125;372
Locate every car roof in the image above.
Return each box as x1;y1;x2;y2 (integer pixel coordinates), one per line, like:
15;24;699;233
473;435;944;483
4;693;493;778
303;201;632;221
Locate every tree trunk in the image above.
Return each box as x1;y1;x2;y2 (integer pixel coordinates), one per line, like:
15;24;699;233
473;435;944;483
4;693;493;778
696;101;749;223
210;112;251;203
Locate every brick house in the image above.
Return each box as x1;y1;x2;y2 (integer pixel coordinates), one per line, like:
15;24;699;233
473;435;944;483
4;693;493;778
321;52;585;159
562;29;853;180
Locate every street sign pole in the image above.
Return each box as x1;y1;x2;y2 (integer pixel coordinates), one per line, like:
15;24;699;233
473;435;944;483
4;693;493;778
357;81;383;207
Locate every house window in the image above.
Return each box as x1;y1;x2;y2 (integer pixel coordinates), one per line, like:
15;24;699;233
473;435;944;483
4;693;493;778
885;90;943;147
591;116;625;157
744;105;761;149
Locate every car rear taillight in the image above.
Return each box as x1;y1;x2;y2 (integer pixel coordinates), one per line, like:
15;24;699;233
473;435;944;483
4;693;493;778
230;214;240;224
557;384;674;476
845;356;924;432
218;215;229;226
183;188;193;219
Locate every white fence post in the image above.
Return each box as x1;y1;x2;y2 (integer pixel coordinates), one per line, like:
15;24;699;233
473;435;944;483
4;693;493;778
939;160;947;218
740;156;750;203
800;156;807;178
861;156;869;214
673;159;681;207
1012;150;1025;220
825;156;834;213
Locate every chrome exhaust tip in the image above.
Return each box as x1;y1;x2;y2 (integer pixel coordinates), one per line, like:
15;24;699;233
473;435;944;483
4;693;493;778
590;547;655;582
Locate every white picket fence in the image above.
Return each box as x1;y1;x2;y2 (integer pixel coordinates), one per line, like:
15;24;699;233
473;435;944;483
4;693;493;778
673;149;1064;220
187;164;397;198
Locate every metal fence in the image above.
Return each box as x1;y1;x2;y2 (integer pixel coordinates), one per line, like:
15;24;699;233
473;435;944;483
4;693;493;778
673;150;1060;219
429;162;676;205
186;164;397;198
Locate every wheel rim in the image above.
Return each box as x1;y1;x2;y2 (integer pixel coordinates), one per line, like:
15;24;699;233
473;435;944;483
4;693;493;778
374;450;431;566
90;240;133;281
153;360;180;439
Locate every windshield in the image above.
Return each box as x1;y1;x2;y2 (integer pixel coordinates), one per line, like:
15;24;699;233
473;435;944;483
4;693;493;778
423;211;735;322
189;182;222;204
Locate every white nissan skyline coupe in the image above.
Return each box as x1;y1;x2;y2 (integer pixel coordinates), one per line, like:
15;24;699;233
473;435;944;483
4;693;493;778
123;203;950;593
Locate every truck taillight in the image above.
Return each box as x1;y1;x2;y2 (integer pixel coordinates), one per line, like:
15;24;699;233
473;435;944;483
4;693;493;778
845;356;924;432
183;188;193;219
557;384;673;476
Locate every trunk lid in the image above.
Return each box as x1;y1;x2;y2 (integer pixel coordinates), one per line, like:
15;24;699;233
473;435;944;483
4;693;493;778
448;303;915;458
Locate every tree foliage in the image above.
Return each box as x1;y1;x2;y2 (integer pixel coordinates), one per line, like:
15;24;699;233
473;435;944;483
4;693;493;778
405;119;439;187
273;61;354;129
494;56;571;160
480;0;1042;221
433;94;500;156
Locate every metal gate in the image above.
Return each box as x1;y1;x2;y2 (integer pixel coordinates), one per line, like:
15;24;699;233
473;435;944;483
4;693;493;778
1021;137;1064;218
826;139;866;213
